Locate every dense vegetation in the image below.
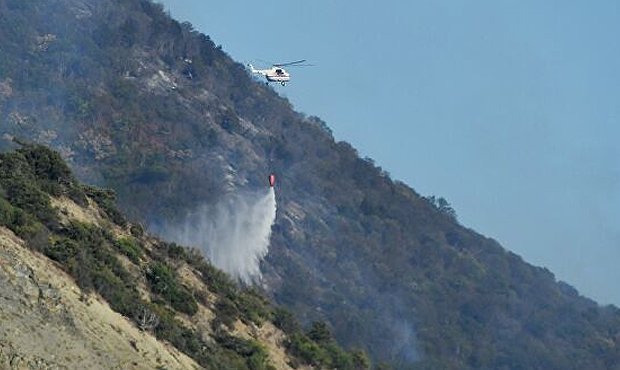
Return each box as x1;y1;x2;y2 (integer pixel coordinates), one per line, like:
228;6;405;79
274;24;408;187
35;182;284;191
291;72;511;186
0;0;619;368
0;143;368;369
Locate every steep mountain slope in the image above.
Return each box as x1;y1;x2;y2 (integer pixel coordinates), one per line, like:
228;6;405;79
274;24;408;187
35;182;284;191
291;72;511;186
0;0;619;368
0;143;367;369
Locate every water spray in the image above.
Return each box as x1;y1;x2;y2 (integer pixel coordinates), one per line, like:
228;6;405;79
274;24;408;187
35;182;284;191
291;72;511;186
162;186;277;284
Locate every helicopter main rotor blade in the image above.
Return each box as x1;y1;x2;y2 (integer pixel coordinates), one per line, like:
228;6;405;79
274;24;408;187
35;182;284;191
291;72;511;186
274;59;307;67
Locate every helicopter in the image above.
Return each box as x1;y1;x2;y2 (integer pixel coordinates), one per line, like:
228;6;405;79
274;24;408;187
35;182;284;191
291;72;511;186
248;60;309;86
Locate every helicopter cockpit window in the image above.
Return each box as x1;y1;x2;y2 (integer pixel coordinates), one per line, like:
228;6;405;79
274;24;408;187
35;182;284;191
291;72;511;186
276;69;283;75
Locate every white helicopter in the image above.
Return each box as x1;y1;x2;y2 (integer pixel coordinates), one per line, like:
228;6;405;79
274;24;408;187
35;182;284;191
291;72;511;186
248;60;309;86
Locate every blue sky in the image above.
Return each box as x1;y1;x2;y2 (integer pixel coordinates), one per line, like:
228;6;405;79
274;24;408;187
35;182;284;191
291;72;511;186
159;0;620;306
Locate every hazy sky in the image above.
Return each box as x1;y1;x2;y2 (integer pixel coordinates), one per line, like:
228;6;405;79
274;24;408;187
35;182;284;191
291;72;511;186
159;1;620;306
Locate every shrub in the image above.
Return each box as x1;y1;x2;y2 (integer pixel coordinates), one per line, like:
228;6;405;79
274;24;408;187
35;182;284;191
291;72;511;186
130;223;144;237
272;307;300;334
213;297;240;330
163;241;187;261
146;262;198;315
19;221;50;251
45;237;79;264
214;333;274;370
82;185;127;226
237;288;271;325
0;197;16;225
287;333;329;367
114;236;142;263
307;321;333;344
3;177;58;228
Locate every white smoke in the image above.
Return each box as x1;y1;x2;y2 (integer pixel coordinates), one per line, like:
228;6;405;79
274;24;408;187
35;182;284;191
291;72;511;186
163;188;277;284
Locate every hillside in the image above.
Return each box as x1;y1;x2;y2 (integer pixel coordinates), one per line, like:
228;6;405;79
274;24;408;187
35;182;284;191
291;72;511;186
0;144;368;369
0;225;200;369
0;0;619;368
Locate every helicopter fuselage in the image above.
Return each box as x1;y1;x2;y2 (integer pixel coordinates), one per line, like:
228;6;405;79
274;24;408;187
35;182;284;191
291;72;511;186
249;64;293;86
259;67;290;85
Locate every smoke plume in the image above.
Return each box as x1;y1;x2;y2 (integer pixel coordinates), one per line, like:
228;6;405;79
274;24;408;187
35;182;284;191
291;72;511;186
162;188;277;284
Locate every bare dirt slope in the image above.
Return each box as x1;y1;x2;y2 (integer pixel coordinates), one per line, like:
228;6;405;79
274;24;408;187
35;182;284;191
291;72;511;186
0;226;200;370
